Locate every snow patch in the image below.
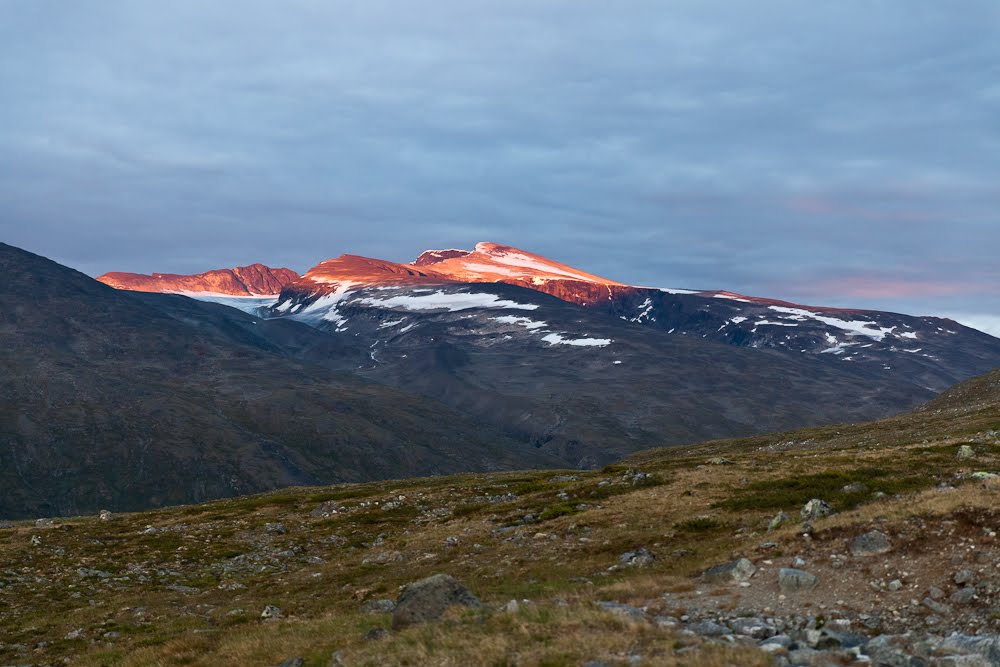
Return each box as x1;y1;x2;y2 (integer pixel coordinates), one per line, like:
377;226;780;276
356;291;539;312
541;333;612;347
492;315;548;330
769;306;896;341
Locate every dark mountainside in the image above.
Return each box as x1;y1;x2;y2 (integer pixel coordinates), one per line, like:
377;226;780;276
4;241;1000;519
0;243;559;519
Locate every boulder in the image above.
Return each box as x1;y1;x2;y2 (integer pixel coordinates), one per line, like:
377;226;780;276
848;530;892;556
391;574;482;629
778;568;818;593
801;499;832;521
702;558;756;584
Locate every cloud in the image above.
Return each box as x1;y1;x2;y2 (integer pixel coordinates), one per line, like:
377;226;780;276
0;1;997;320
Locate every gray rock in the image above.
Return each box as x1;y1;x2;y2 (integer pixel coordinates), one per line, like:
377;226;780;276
361;598;396;614
950;587;977;605
801;499;832;521
768;512;791;531
260;605;283;620
849;530;892;556
98;510;113;521
596;601;646;621
922;597;950;614
778;568;818;593
688;620;728;637
760;634;792;648
264;522;286;535
929;586;946;600
888;579;903;591
862;636;913;667
954;569;975;585
841;482;868;493
957;445;976;460
702;557;756;584
0;520;13;529
272;659;304;667
78;568;113;579
391;574;482;629
728;617;776;639
35;518;54;527
934;634;1000;664
618;548;655;567
363;627;388;641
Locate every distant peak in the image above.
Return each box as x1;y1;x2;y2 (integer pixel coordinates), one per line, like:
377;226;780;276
412;248;472;266
97;264;299;296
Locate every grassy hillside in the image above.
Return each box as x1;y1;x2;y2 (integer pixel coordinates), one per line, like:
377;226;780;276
2;367;999;665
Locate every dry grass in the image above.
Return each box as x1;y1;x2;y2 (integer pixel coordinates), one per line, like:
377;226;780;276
3;378;1000;665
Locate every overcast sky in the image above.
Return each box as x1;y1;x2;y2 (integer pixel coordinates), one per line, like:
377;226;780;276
1;1;998;333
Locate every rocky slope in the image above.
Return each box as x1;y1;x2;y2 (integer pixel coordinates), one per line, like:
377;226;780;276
97;263;299;296
0;243;560;519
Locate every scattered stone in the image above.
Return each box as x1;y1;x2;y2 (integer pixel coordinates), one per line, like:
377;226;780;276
950;587;977;605
888;579;903;591
849;530;892;556
922;597;950;615
502;599;520;614
30;535;41;547
728;617;776;639
702;558;756;584
768;512;790;532
391;574;482;629
618;548;655;567
260;605;283;620
98;510;113;521
78;568;113;579
970;471;998;480
706;457;733;465
264;522;286;535
272;659;304;667
65;628;84;640
778;568;818;593
934;634;1000;663
954;569;975;585
360;599;396;614
550;474;580;482
0;520;13;529
956;445;975;459
841;482;868;493
363;627;388;641
801;499;832;521
929;586;946;600
688;620;728;637
596;601;646;621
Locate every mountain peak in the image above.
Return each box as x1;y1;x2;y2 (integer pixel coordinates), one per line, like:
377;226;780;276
97;264;298;296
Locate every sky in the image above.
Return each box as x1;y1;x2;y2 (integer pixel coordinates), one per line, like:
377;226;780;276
1;1;998;334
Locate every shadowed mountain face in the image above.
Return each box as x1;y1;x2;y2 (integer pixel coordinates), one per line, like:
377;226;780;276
10;241;1000;518
0;243;561;519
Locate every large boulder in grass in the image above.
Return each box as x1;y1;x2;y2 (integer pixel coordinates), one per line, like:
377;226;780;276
391;574;482;629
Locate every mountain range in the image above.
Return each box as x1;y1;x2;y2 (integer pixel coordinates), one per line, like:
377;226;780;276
1;240;997;518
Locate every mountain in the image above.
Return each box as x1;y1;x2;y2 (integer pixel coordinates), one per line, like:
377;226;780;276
92;241;1000;470
411;243;1000;391
0;243;561;519
96;263;299;296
